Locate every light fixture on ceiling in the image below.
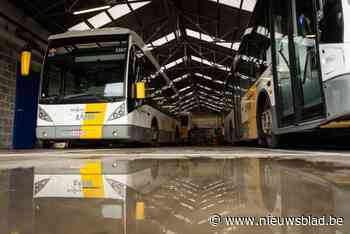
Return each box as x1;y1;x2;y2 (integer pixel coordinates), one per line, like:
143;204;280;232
73;5;111;15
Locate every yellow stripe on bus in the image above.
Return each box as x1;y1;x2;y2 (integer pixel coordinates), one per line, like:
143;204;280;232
80;103;107;139
321;120;350;129
80;160;104;198
242;83;258;139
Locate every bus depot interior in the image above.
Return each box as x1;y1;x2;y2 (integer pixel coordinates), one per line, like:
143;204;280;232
0;0;348;150
2;1;350;234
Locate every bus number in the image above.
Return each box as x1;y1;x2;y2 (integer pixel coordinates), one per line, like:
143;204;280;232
75;113;96;121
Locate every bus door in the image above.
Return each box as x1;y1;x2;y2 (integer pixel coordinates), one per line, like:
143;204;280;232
271;0;325;127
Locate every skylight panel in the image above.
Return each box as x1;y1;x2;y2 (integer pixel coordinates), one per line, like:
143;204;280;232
195;73;213;81
107;4;130;19
160;57;186;71
199;97;224;106
184;91;194;97
200;101;222;111
107;1;151;20
166;33;176;41
147;31;180;50
161;85;171;91
182;97;196;104
186;29;213;42
216;42;240;50
163;105;176;109
201;33;213;42
186;29;200;39
191;56;230;71
197;84;213;91
197;84;222;95
198;91;221;100
68;22;90;31
130;1;151;11
153;97;165;101
88;12;111;28
187;28;239;51
152;37;167;47
173;74;190;83
182;103;196;110
200;99;224;108
210;0;256;12
179;86;191;93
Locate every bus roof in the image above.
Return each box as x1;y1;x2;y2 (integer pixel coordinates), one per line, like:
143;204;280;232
48;27;144;45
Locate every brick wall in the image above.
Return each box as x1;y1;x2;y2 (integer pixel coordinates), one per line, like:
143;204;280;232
0;39;19;149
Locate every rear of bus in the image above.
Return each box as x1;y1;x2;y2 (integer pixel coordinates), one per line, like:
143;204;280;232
36;28;137;143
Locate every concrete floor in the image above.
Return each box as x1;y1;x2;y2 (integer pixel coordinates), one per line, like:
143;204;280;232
2;146;350;169
2;152;350;234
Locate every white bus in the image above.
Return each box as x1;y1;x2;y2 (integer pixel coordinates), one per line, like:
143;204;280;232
224;0;350;147
30;28;180;147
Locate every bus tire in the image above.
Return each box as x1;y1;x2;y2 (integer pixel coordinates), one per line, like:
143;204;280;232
258;98;280;148
151;118;159;146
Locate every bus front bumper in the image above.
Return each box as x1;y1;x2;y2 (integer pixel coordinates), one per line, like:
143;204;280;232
36;125;152;142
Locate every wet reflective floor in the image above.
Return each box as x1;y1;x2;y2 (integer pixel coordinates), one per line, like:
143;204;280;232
2;153;350;234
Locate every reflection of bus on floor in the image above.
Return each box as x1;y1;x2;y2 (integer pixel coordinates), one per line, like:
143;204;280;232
224;0;350;147
33;160;162;234
29;28;179;147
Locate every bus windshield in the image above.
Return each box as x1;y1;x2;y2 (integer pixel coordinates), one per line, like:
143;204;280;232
40;35;129;104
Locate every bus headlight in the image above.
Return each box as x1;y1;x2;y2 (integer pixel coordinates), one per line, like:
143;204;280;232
38;107;53;122
108;103;125;121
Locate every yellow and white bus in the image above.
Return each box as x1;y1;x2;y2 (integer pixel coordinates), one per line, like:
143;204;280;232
33;28;179;147
224;0;350;147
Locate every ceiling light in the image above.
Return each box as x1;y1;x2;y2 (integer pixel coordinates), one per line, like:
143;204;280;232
73;5;111;15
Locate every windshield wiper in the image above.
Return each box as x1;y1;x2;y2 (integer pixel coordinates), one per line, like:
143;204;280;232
62;93;117;102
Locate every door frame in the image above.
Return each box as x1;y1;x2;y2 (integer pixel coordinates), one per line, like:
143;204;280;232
269;0;326;129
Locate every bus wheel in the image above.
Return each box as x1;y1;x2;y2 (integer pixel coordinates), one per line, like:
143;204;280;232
151;119;159;146
259;99;279;148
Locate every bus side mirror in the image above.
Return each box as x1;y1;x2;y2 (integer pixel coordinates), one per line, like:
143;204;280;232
21;49;32;76
136;82;146;99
